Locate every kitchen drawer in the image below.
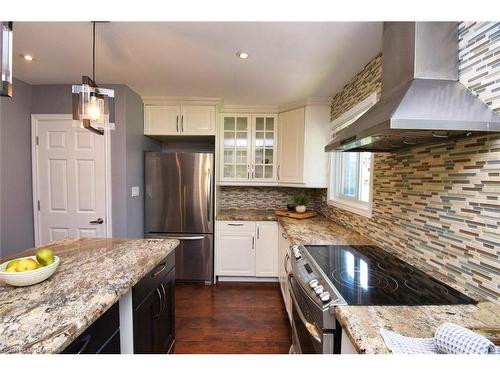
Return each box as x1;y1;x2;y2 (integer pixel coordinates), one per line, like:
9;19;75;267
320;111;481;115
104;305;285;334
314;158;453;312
133;252;175;309
62;302;120;354
216;221;255;232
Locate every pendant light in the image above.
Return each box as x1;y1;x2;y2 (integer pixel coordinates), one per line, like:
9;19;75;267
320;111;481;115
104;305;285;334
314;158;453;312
0;22;13;97
72;22;115;135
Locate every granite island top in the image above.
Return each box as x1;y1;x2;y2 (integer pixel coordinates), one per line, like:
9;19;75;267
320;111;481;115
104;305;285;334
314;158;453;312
0;237;178;354
219;209;500;354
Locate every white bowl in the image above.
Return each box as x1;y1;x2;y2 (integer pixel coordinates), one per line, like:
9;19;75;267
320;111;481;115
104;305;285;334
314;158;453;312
0;256;60;287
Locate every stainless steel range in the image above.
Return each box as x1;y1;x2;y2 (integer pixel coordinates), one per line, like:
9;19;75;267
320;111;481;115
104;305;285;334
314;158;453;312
288;244;476;354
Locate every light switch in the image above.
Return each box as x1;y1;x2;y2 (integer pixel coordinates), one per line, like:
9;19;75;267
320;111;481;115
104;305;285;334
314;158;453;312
131;186;140;197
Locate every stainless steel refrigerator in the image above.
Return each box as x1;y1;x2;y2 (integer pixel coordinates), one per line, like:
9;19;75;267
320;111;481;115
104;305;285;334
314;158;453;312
144;152;214;284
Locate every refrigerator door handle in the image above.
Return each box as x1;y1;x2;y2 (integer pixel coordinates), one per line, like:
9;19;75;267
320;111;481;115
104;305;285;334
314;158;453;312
207;168;212;223
153;235;205;240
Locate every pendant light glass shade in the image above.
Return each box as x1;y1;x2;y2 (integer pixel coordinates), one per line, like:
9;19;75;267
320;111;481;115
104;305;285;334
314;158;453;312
1;22;13;97
72;78;115;134
71;22;114;135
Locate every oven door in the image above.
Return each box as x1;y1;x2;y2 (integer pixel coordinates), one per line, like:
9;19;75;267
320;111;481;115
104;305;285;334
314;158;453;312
288;275;334;354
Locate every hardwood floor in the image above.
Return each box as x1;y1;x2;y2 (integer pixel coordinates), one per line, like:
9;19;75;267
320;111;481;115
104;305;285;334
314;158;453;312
175;282;292;354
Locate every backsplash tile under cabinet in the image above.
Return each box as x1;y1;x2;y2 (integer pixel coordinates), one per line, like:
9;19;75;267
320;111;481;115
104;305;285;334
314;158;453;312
218;186;324;211
320;134;500;302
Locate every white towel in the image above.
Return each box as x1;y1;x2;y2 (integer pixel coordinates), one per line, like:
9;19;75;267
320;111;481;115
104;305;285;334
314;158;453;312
380;323;498;354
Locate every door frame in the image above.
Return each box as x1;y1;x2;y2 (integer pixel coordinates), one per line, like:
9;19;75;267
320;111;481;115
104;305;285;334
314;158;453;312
31;114;113;246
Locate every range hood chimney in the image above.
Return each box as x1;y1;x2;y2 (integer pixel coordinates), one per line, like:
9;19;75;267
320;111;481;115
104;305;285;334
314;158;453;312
325;22;500;152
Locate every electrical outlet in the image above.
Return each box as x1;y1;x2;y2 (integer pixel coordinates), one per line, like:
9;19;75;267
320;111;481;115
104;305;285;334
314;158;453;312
131;186;140;197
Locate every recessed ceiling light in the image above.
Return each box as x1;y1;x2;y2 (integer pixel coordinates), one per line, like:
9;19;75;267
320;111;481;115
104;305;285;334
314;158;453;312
21;54;34;61
236;51;249;59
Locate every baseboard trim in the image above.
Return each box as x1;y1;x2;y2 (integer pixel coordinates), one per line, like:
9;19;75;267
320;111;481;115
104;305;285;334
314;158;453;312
217;276;279;283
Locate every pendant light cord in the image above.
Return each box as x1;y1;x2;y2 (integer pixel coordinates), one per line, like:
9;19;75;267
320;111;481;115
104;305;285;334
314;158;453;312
92;21;96;83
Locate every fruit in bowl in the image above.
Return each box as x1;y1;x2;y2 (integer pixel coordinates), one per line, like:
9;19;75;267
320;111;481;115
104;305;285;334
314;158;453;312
0;247;60;287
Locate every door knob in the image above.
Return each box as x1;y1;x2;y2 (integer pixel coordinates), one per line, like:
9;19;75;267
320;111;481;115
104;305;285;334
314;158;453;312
89;218;104;224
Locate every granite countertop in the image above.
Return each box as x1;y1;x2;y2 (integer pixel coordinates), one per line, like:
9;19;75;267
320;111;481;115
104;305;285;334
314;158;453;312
277;215;500;354
278;215;373;245
217;209;278;222
0;237;178;354
335;302;500;353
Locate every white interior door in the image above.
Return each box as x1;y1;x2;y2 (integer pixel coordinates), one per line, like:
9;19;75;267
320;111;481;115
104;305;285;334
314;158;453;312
33;116;108;244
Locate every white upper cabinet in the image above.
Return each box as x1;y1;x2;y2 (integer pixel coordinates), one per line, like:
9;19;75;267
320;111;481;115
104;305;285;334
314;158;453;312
180;105;216;135
278;107;304;184
144;104;215;136
277;106;330;188
219;113;278;185
144;105;180;135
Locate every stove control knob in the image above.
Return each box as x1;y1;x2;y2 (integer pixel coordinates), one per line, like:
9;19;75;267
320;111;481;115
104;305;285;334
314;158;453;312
293;252;301;259
314;285;324;295
309;279;318;289
320;292;330;303
292;245;299;252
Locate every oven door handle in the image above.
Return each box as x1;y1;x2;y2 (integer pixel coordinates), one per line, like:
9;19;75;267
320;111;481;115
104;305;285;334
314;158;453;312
287;275;322;343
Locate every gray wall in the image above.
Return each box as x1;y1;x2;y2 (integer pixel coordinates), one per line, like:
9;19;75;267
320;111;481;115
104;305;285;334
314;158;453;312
0;79;34;256
0;81;155;256
125;88;160;237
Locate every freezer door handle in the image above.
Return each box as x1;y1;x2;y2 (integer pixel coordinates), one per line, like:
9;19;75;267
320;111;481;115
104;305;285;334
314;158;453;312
207;168;212;223
156;236;205;240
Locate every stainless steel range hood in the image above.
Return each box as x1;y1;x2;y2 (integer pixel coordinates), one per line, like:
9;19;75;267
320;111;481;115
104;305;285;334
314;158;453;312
325;22;500;152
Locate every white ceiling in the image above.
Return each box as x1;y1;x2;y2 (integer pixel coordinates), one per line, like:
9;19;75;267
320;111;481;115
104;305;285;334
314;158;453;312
12;22;382;106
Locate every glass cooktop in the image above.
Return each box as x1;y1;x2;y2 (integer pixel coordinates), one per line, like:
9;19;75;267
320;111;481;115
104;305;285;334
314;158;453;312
304;245;476;306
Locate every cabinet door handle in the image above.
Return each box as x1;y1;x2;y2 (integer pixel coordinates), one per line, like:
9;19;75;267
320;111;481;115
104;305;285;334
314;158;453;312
277;165;280;180
155;288;162;318
247;164;250;180
281;232;288;239
252;235;255;250
160;283;167;313
181;115;184;132
257;224;260;239
67;334;92;354
176;115;179;133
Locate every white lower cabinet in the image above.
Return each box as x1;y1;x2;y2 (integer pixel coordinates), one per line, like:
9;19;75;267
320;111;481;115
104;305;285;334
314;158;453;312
255;222;279;277
216;221;278;279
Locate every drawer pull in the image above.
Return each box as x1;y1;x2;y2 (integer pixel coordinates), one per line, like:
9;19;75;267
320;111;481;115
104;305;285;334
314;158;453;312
227;223;244;226
153;262;167;276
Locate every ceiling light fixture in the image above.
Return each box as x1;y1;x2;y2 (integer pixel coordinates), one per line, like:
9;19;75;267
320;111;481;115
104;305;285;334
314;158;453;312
22;54;34;61
236;51;249;59
0;22;13;97
72;21;114;135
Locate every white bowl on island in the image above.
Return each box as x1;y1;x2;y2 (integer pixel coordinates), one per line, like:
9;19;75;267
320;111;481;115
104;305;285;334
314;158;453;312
0;256;60;287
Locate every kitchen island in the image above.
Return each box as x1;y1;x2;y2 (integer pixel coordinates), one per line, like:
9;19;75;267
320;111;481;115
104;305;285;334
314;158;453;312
0;237;178;354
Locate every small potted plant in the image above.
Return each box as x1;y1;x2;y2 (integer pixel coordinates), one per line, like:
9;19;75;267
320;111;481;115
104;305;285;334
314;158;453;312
292;192;309;213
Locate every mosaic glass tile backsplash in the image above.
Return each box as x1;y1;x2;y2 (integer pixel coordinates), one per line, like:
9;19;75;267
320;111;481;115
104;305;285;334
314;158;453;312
218;186;324;211
322;22;500;302
459;22;500;113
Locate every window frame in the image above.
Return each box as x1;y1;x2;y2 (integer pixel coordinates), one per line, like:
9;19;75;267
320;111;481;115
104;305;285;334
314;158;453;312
328;152;374;218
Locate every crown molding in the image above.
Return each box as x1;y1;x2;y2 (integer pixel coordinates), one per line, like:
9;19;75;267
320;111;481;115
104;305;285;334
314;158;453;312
217;104;280;114
142;96;222;106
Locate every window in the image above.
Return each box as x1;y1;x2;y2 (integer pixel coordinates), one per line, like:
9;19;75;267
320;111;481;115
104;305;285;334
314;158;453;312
328;151;373;217
327;93;376;217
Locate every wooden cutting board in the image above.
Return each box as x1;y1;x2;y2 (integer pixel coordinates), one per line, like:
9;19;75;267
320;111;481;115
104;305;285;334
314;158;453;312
274;210;318;219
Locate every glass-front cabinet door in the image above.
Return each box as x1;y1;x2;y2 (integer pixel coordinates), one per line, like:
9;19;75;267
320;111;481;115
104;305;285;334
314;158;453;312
252;115;278;182
221;115;251;181
220;113;278;184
